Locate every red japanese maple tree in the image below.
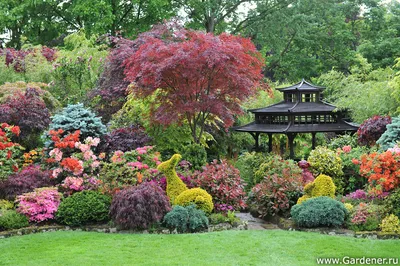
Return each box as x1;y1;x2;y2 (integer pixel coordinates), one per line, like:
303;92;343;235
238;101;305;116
123;26;265;143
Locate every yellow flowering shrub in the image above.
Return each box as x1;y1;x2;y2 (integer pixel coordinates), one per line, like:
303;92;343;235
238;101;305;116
175;188;214;214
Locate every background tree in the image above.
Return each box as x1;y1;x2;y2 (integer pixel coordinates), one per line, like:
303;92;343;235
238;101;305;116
123;25;265;143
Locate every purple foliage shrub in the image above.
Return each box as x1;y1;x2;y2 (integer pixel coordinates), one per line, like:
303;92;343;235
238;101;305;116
0;165;54;200
357;115;392;146
99;125;152;153
298;160;315;185
110;182;171;229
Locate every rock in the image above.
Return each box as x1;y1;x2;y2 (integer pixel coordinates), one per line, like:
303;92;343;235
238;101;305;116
161;229;170;234
109;228;117;233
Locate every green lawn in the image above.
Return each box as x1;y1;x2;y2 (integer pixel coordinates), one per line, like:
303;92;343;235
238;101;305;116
0;230;398;266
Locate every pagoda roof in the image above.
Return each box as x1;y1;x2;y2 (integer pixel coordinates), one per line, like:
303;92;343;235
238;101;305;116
249;101;336;114
234;120;358;134
277;79;325;92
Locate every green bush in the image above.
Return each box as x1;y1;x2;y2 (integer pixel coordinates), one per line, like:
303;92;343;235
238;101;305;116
98;162;137;194
0;209;29;230
234;152;271;190
254;155;302;185
48;103;107;140
0;200;14;210
308;146;344;193
163;205;209;233
56;190;111;226
384;188;400;219
327;134;358;150
291;197;348;228
181;143;207;170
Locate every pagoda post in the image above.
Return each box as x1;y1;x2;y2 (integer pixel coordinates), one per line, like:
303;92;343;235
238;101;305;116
268;133;273;153
312;132;316;149
287;133;296;159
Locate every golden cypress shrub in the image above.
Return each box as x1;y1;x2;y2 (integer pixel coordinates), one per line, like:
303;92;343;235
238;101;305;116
297;174;336;204
175;188;214;214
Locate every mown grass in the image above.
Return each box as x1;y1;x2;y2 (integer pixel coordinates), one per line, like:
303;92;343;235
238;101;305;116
0;230;399;266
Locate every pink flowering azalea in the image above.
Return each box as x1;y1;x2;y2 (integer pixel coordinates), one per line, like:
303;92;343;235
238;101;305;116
136;147;147;155
342;145;352;153
111;150;124;163
388;144;400;154
99;153;106;159
51;168;63;179
85;137;100;147
49;148;63;162
16;187;62;223
62;177;84;191
91;161;100;169
127;161;144;169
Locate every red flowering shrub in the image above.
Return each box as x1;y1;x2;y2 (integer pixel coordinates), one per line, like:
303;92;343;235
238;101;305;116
249;169;303;218
357;115;392;146
359;150;400;195
16;187;62;223
110;182;171;229
193;160;247;212
0;165;54;200
0;123;22;180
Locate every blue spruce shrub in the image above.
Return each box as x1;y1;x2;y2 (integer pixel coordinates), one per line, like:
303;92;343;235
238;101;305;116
163;205;209;233
49;103;107;139
377;116;400;150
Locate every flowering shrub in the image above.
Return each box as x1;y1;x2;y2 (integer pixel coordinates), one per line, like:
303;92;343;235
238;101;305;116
110;182;171;230
249;170;303;218
337;145;370;193
16;187;62;223
359;150;400;195
193;160;247;212
0;165;54;200
0;123;23;180
99;125;152;154
357;115;392;147
348;203;383;231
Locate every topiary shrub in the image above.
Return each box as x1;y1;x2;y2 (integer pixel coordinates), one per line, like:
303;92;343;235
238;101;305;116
99;125;152;154
0;165;54;200
48;103;107;141
157;154;188;203
174;188;214;214
0;209;29;230
291;197;348;228
357;115;392;147
110;182;171;230
297;174;336;204
56;190;111;226
377;116;400;150
380;214;400;234
0;88;51;149
98;162;137;195
181;143;207;170
163;205;209;233
308;146;344;193
193;159;247;212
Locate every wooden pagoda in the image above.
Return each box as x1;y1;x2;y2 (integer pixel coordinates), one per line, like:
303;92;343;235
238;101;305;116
234;79;359;158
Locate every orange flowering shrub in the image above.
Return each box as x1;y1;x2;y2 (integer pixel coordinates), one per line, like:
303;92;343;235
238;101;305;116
0;123;23;180
359;150;400;194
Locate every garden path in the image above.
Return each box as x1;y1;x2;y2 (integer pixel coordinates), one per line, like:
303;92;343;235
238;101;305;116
236;212;280;230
